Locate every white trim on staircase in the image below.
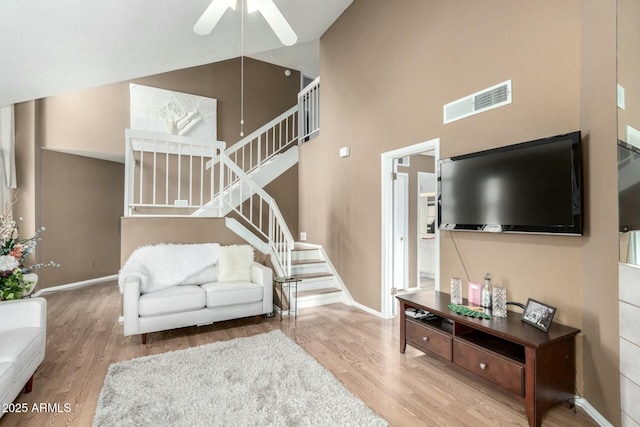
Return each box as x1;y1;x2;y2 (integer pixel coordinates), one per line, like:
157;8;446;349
33;274;118;297
317;247;353;304
292;242;354;307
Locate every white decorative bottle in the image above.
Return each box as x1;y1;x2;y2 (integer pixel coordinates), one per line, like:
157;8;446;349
480;273;492;309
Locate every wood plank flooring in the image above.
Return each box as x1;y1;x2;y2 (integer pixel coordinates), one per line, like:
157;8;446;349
1;282;597;427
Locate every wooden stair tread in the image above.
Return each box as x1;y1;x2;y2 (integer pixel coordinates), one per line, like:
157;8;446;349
296;287;342;298
291;259;326;265
291;272;333;280
293;243;321;251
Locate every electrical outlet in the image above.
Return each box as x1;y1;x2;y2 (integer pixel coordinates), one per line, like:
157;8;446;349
300;232;307;241
89;260;96;268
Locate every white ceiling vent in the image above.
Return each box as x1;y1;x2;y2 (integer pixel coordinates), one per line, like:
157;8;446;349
443;80;512;124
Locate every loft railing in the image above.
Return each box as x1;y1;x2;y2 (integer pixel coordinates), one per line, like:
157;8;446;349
298;76;320;143
219;155;293;276
124;129;226;216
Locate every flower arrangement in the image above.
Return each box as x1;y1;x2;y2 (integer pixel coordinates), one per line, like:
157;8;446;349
0;204;58;300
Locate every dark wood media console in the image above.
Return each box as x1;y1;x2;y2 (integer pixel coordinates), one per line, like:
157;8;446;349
397;291;580;427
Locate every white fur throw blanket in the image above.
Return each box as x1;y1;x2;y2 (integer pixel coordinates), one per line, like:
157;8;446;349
119;243;220;293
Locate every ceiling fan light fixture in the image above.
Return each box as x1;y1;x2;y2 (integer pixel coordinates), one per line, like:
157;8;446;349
194;0;236;35
224;0;238;10
194;0;297;46
257;0;297;46
246;0;260;14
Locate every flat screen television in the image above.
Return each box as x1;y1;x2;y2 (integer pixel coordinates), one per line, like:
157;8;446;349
618;140;640;232
438;131;583;235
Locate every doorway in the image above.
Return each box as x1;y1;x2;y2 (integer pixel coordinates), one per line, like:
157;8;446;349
381;138;440;319
418;171;437;290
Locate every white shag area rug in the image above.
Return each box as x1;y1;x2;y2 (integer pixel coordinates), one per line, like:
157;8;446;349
93;330;388;427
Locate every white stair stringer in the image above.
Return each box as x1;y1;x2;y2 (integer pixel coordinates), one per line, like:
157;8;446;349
224;218;269;254
192;146;298;218
224;217;288;278
289;243;353;312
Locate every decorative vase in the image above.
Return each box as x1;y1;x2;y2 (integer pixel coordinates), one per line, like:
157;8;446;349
492;286;507;317
480;273;492;309
450;278;463;304
22;273;38;297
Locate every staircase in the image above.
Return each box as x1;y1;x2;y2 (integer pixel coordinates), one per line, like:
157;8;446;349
123;78;349;311
288;243;350;312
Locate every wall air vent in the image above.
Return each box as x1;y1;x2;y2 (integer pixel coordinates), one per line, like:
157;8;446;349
443;80;512;124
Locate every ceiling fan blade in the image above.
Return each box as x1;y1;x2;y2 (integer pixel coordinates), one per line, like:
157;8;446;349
257;0;298;46
194;0;234;36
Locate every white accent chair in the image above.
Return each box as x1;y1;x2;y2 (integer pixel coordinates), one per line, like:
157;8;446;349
0;298;47;417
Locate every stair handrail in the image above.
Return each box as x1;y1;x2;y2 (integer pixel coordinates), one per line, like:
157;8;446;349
219;154;294;275
218;106;298;176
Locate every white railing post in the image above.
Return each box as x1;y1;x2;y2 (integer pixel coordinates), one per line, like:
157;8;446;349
124;130;135;216
218;152;225;216
298;76;320;144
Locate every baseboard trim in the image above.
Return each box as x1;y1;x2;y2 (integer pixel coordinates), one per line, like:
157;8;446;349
574;397;613;427
33;274;118;297
352;301;391;319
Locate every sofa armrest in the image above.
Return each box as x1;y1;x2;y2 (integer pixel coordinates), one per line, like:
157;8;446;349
251;262;273;312
0;297;47;333
122;276;141;336
251;262;271;286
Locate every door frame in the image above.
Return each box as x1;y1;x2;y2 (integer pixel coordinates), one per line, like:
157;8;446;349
381;138;440;319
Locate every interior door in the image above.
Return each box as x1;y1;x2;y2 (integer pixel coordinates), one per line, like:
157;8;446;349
393;172;409;293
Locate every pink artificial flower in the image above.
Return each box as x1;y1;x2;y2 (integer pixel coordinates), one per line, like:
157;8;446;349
9;244;23;260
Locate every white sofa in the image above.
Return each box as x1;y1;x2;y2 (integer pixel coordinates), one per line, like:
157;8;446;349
0;298;47;418
120;243;273;344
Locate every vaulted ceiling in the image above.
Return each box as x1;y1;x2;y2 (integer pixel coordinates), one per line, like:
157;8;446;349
0;0;352;106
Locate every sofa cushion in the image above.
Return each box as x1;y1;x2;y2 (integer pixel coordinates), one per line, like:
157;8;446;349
0;362;15;398
202;281;263;308
180;265;218;286
218;245;254;282
139;286;206;317
0;328;43;364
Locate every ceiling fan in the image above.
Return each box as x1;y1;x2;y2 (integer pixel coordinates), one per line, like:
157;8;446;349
194;0;298;46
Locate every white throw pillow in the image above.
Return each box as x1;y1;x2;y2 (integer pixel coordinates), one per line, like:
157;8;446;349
218;245;254;282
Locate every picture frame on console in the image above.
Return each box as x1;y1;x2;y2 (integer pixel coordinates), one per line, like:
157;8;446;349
521;298;556;332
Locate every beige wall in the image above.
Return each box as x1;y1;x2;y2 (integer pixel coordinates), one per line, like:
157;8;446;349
302;0;582;309
580;0;620;424
14;57;300;288
39;57;301;155
38;150;124;287
120;217;269;266
299;0;619;422
14;101;37;247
